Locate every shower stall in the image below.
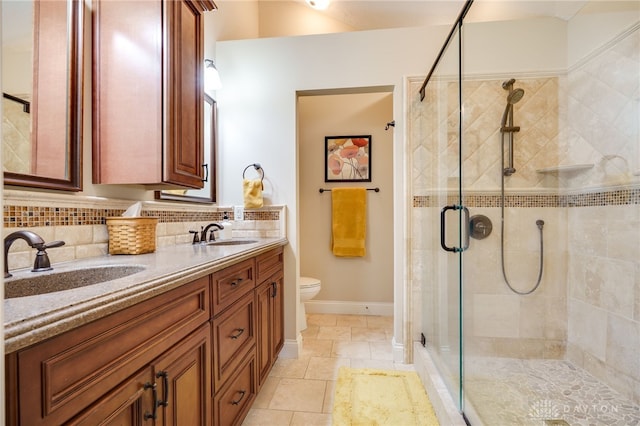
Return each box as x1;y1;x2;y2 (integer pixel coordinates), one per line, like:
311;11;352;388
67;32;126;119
410;1;640;424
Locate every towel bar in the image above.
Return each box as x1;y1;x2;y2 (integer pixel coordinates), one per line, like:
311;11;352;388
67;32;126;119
319;187;379;193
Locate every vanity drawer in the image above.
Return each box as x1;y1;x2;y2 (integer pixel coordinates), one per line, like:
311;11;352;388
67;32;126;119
255;247;283;285
213;350;257;426
211;290;256;392
211;258;255;314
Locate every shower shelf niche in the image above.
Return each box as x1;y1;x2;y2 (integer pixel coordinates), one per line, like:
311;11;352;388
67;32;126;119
536;164;594;174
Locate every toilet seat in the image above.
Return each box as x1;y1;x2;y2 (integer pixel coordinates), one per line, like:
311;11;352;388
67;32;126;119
300;276;321;289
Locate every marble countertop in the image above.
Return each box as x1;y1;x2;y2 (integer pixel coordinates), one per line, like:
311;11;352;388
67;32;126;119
4;237;288;353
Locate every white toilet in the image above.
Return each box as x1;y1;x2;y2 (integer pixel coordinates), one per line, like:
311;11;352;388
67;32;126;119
299;276;321;330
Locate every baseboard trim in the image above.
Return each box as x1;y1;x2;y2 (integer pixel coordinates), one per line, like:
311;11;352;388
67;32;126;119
279;336;302;359
304;300;394;316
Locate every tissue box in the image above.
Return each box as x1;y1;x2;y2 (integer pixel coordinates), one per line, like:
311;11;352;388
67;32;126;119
106;217;158;255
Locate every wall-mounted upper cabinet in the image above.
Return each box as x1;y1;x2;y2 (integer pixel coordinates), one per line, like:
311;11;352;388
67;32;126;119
92;0;216;188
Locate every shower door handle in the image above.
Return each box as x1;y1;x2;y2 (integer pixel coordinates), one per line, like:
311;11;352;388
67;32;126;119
440;204;470;253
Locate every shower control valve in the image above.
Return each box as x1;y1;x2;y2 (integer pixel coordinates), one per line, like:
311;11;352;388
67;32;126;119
470;215;493;240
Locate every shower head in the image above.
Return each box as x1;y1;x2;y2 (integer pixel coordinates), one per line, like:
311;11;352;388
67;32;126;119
500;88;525;129
507;88;525;105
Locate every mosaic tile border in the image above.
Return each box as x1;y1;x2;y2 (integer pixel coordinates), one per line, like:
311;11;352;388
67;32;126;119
3;206;280;229
413;188;640;208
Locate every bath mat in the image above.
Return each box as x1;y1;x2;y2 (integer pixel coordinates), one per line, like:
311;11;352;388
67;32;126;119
332;368;439;426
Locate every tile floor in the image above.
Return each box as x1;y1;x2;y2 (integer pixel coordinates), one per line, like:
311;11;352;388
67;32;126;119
242;313;413;426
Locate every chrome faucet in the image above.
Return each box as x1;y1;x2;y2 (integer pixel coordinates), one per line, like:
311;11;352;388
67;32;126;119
4;230;65;278
201;223;224;242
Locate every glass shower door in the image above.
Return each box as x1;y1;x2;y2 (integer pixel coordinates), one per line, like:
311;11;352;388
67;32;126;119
419;16;467;414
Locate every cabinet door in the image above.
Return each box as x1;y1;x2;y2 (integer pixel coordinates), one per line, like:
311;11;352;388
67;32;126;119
270;271;285;359
92;0;163;185
256;280;273;385
67;368;155;426
256;271;284;387
164;0;205;188
153;324;211;426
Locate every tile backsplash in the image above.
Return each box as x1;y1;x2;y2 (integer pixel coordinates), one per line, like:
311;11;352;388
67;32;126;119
3;190;285;271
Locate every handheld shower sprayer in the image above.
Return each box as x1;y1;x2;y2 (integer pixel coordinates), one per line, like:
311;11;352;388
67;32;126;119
500;80;524;176
498;79;545;296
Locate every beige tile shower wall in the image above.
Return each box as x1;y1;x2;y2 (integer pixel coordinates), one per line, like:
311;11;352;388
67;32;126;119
3;191;284;272
563;28;640;189
563;27;640;405
463;205;568;359
566;204;640;404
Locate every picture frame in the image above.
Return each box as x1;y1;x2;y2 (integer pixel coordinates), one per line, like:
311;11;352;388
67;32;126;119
324;135;371;182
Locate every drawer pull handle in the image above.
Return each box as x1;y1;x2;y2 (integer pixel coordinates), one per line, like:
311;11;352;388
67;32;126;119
230;328;245;339
143;382;158;420
157;371;169;407
230;278;244;287
231;390;246;405
271;282;277;298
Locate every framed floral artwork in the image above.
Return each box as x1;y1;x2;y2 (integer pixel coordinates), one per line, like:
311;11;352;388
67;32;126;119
324;135;371;182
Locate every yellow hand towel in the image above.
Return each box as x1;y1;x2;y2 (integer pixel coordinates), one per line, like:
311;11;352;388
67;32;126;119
331;188;366;257
243;179;264;209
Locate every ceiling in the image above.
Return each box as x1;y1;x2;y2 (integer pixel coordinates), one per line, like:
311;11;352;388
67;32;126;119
282;0;590;30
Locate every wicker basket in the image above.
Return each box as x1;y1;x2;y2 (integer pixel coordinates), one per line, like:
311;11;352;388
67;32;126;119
106;217;158;255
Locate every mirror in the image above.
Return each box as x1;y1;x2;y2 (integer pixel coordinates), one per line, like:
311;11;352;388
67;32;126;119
156;94;217;203
2;0;83;191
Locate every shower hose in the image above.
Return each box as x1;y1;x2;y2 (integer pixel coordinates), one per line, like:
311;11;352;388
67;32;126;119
500;135;545;295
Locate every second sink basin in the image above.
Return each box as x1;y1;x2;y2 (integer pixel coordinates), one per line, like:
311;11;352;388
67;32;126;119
5;265;146;299
207;239;258;246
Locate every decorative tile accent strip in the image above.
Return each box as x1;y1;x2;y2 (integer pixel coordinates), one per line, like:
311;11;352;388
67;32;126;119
564;188;640;207
3;206;279;229
245;210;280;221
413;188;640;208
413;196;430;207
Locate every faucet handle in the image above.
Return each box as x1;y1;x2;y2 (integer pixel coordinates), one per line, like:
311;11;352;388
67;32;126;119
189;230;200;244
32;240;65;272
33;240;65;250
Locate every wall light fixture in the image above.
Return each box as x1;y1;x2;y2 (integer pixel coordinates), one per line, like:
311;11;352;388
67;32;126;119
204;59;222;93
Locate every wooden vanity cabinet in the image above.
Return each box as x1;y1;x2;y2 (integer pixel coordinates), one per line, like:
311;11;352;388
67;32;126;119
92;0;215;188
5;246;286;426
5;277;211;426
